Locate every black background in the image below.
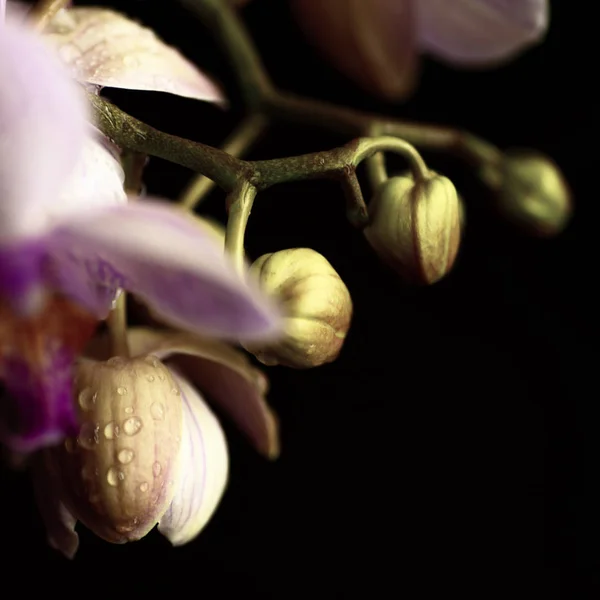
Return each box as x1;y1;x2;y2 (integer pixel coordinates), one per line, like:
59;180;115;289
0;1;594;597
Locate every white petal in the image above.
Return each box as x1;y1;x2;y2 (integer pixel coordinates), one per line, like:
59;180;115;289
44;7;225;102
0;18;88;240
417;0;549;66
158;370;228;546
48;131;127;227
45;201;282;338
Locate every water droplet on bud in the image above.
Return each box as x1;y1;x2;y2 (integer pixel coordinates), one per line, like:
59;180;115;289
118;449;134;465
77;422;100;449
106;466;124;487
123;417;143;436
104;421;120;439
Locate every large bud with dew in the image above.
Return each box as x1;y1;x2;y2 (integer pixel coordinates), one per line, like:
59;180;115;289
50;355;183;544
364;171;461;284
242;248;352;369
480;150;572;237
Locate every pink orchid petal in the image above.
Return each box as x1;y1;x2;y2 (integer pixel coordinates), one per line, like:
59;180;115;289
0;18;88;240
44;7;225;103
31;450;79;559
158;370;228;546
0;296;98;452
45;201;282;339
416;0;549;66
291;0;417;101
111;327;280;459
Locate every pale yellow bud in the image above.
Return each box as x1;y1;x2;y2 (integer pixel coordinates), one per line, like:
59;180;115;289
364;172;461;284
480;150;572;237
242;248;352;369
51;355;183;544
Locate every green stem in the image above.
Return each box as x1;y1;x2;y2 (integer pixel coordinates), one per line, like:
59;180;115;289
225;180;257;272
178;0;274;108
366;152;388;190
91;94;427;193
107;293;129;358
180;114;268;210
30;0;69;30
121;151;148;197
341;169;369;228
89;93;248;192
180;0;503;168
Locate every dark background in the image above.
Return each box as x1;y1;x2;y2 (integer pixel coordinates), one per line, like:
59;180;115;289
0;1;593;597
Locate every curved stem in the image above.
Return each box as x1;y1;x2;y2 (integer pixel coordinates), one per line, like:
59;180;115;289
107;292;129;358
91;96;429;194
178;0;274;108
89;93;248;192
353;137;429;181
180;114;268;210
30;0;69;30
341;169;369;228
225;180;257;273
366;153;388;190
179;0;504;169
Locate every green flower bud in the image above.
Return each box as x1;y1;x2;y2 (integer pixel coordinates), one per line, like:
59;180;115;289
364;172;461;284
480;150;572;237
242;248;352;369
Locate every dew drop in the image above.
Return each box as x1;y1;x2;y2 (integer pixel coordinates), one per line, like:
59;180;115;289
124;406;134;414
152;461;162;477
117;386;127;396
157;372;166;381
104;421;120;440
144;356;160;368
118;449;134;465
77;422;99;449
106;467;119;486
115;523;134;534
150;402;164;420
123;416;143;436
146;374;155;382
171;387;180;396
139;482;149;493
78;388;96;411
64;438;75;453
107;466;125;487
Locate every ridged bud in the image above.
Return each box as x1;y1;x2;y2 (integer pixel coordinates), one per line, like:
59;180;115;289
51;355;183;544
242;248;352;368
480;150;572;236
364;172;461;284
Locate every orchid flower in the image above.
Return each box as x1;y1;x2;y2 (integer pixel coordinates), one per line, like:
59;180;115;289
289;0;550;100
0;17;280;452
32;327;278;558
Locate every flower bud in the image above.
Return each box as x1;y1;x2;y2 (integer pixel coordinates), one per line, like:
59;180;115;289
51;355;183;544
242;248;352;369
480;150;572;237
364;172;461;284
